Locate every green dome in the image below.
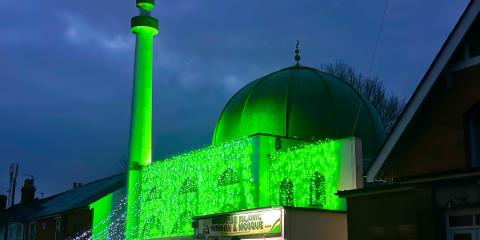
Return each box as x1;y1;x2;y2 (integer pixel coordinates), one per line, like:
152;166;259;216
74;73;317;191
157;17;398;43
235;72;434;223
213;65;386;160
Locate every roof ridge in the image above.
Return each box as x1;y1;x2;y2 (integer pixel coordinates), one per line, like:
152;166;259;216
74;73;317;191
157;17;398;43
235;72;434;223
366;0;480;181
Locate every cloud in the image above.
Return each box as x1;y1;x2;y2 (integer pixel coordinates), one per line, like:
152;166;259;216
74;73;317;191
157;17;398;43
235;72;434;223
0;0;470;199
64;14;132;51
222;75;244;94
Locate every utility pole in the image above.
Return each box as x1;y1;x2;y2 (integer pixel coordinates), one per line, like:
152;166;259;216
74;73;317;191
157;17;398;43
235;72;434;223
7;163;18;207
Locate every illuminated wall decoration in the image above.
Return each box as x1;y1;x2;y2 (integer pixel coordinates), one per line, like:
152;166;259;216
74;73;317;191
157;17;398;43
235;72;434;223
268;140;343;210
138;138;256;239
310;172;326;208
129;136;350;239
90;189;126;240
279;178;294;206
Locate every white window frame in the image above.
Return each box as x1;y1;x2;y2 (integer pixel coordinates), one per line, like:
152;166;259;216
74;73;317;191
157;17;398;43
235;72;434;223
7;223;24;240
28;222;35;240
448;229;476;240
447;209;480;240
54;216;62;240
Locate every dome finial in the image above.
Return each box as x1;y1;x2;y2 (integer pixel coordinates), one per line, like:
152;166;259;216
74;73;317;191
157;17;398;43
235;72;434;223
295;40;301;65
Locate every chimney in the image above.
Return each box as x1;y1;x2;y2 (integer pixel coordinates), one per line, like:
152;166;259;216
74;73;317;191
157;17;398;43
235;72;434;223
21;178;36;204
0;195;7;210
73;182;83;189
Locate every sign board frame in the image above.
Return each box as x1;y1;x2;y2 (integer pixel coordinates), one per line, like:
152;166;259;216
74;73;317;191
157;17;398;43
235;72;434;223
194;207;284;239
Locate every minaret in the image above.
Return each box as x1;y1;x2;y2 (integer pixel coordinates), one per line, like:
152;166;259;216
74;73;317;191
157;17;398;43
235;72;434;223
126;0;158;238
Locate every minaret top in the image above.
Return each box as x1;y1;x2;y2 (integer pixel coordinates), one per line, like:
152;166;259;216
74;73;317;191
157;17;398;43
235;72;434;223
131;0;159;35
136;0;155;12
295;40;301;65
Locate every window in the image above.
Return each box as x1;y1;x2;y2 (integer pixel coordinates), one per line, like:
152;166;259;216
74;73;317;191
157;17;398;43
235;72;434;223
468;19;480;58
217;168;239;187
28;223;35;240
465;102;480;167
146;186;161;201
447;211;480;240
179;177;197;194
279;178;294;206
309;172;326;208
54;217;61;240
140;216;164;237
0;226;5;240
171;211;193;234
7;223;23;240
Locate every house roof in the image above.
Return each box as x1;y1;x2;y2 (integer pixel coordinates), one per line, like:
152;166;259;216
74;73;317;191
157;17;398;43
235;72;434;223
0;173;125;224
0;197;53;225
366;0;480;182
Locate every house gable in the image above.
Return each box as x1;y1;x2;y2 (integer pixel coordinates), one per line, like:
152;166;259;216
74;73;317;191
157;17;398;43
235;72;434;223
367;0;480;181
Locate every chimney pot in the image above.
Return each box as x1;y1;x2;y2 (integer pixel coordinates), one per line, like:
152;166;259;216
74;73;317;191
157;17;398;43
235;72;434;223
73;182;82;189
21;178;36;204
0;195;7;210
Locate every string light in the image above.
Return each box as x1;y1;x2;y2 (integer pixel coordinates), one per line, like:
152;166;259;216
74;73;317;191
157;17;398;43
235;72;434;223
268;139;343;210
138;138;255;239
82;137;347;239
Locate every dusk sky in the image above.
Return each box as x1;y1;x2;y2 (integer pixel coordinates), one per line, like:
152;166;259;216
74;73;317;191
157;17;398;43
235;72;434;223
0;0;469;200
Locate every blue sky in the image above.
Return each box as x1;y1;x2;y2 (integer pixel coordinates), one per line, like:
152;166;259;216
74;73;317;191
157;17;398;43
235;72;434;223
0;0;469;199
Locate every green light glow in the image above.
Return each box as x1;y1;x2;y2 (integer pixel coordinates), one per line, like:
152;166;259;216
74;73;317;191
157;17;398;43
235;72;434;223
128;27;155;167
138;138;255;239
126;23;157;239
129;136;347;239
136;2;155;11
90;189;126;240
268;139;343;210
91;194;113;239
131;26;159;36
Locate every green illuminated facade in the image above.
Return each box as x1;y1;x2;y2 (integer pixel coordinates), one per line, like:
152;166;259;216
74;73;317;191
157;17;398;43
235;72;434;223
91;188;126;240
137;135;355;239
114;1;386;239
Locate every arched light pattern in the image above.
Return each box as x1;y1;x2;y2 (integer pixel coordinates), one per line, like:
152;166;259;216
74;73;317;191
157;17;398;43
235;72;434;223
279;178;294;206
309;172;327;208
269;140;343;210
127;137;346;239
138;138;256;239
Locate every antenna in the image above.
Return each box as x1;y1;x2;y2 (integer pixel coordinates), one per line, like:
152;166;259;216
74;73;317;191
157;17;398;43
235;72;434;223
7;163;14;207
8;164;19;207
37;192;44;199
368;0;390;76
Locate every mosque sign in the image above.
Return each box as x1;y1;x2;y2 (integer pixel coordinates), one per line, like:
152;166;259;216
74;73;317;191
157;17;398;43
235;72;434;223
195;208;282;238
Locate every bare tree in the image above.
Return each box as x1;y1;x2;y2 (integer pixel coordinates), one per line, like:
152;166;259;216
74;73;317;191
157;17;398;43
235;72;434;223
321;61;405;132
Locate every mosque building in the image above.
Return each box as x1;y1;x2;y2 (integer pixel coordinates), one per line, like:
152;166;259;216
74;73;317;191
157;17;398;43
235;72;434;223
90;0;386;239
